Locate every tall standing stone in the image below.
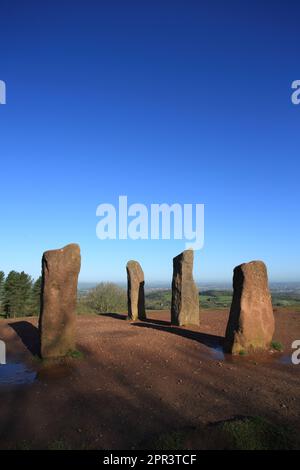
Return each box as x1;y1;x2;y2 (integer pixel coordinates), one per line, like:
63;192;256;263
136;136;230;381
126;260;146;321
171;250;200;326
224;260;275;354
39;244;81;359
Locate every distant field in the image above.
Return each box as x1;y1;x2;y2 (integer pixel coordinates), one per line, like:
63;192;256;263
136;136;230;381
145;289;300;310
2;287;299;320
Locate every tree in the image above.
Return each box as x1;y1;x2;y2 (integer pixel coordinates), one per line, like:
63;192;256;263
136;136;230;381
4;271;33;318
0;271;5;314
29;276;42;316
82;282;127;314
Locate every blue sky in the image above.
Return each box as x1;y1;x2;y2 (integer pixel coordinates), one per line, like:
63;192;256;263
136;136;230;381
0;0;299;284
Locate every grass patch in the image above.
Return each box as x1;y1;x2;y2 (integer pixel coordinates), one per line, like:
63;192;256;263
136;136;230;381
239;350;247;356
145;430;187;450
14;440;32;450
142;417;298;450
144;288;300;311
67;349;84;359
216;416;297;450
48;439;71;450
271;341;284;352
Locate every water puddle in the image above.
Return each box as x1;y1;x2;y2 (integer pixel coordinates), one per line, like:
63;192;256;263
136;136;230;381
210;345;226;361
0;362;37;385
206;346;293;366
278;354;293;365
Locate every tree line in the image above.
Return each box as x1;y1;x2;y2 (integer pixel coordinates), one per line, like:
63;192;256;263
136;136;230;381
0;272;128;318
0;271;41;318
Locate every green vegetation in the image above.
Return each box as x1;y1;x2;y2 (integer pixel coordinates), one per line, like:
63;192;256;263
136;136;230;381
0;271;42;318
67;349;84;359
47;439;71;450
147;430;186;450
272;292;300;308
145;289;233;310
1;272;300;318
271;341;284;352
14;440;32;450
77;282;127;315
0;271;4;311
144;417;298;450
216;416;297;450
239;350;247;356
144;289;233;310
9;418;300;451
145;289;172;310
200;290;233;309
145;288;300;311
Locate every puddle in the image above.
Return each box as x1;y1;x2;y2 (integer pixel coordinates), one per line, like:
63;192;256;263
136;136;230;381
210;345;226;361
206;346;293;366
278;354;293;365
0;362;37;385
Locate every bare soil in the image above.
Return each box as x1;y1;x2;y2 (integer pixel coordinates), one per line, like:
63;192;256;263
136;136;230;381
0;308;299;449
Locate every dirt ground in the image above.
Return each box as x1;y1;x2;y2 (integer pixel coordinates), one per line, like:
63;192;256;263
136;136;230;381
0;308;299;449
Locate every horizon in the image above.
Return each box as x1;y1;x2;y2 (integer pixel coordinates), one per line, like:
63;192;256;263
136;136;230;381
1;266;300;285
78;279;300;289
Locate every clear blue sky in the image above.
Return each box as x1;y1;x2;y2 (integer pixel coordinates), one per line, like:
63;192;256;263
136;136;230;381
0;0;299;284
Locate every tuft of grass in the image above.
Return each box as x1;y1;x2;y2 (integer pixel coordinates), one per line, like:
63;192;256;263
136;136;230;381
15;440;32;450
217;416;297;450
32;354;42;363
239;350;247;356
140;417;299;450
67;349;84;359
48;439;71;450
146;431;186;450
271;341;284;352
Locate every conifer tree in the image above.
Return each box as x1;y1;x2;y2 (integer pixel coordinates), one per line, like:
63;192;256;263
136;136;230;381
0;271;5;315
4;271;33;318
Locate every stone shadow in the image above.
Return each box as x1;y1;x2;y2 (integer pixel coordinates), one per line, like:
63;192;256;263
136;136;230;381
134;322;224;350
101;312;128;321
9;321;40;357
102;312;224;350
102;312;171;327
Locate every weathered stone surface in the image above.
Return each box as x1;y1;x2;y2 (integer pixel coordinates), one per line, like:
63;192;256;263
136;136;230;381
39;243;81;358
126;260;146;321
171;249;200;326
224;260;275;354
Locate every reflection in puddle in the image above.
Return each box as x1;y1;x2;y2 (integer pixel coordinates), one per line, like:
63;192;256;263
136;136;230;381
279;354;293;365
208;347;294;366
210;345;225;361
0;362;37;385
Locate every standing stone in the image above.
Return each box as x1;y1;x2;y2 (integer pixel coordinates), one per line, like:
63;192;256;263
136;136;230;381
171;250;200;326
39;244;81;359
224;260;275;354
126;260;146;321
